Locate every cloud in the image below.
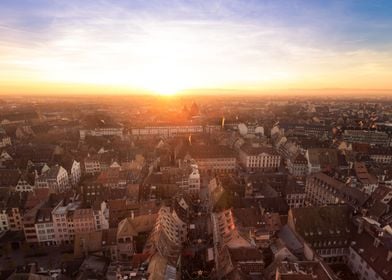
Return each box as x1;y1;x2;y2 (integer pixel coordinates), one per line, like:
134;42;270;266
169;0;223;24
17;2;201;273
0;0;391;93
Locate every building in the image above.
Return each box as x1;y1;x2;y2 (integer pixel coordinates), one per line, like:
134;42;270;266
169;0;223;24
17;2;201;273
280;123;331;139
305;172;368;210
284;181;306;208
15;172;35;192
288;205;352;263
0;191;26;233
180;145;237;173
116;214;157;261
93;200;109;230
217;247;264;279
275;260;336;280
80;126;123;140
232;207;282;247
0;169;21;189
80;179;106;204
146;198;190;265
23;202;43;245
0;134;11;148
211;209;251;250
354;161;379;195
343;130;390;147
369;147;392;164
238;143;281;171
35;165;69;193
65;159;81;187
287;153;308;177
0;150;13;168
155;203;188;247
131;125;203;138
305;148;339;174
52;199;81;244
143;164;200;199
185;164;200;195
348;217;392;280
35;208;56;246
0;209;9;234
73;208;96;234
84;154;102;175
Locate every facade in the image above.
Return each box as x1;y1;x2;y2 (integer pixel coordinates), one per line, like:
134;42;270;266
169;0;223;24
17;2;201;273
343;130;390;147
288;205;352;264
73;208;96;234
0;135;11;148
80;180;105;204
275;260;335;280
217;247;264;279
354;161;379;195
116;214;157;261
238;144;281;171
79;126;123;140
287;153;308;177
305;172;368;210
305;148;339;174
0;151;13;168
131;125;203;137
182;164;200;194
15;177;35;192
84;155;101;175
146;198;190;265
144;164;200;199
35;208;56;246
155;205;188;246
280;123;330;138
211;209;251;249
231;207;281;247
347;217;392;280
369;149;392;164
35;165;69;193
52;200;81;244
69;160;81;187
93;201;110;231
181;145;237;173
23;202;43;245
284;183;306;208
0;169;21;188
7;207;23;231
0;210;9;234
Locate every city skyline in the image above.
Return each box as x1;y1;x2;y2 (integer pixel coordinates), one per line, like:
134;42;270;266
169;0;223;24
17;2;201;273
1;0;392;96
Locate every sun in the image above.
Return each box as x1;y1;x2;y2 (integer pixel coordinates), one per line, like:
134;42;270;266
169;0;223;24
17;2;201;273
149;83;181;96
140;62;186;96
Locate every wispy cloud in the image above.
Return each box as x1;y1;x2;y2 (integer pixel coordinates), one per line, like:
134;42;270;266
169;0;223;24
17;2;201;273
0;0;391;94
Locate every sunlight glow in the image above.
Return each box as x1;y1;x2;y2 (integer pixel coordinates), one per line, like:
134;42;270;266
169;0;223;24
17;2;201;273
0;1;392;95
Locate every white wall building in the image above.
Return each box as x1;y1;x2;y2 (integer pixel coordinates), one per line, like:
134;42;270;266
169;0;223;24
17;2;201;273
131;125;203;137
239;144;281;171
69;160;81;187
35;210;56;246
80;127;123;140
52;200;81;245
35;165;69;193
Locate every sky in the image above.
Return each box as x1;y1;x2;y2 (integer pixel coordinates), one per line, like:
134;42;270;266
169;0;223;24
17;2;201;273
0;0;392;96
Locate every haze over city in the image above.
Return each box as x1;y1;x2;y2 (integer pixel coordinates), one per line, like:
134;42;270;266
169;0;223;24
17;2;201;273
1;0;392;96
